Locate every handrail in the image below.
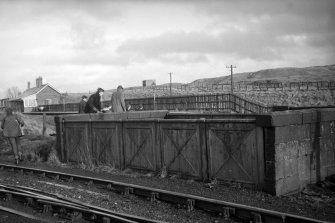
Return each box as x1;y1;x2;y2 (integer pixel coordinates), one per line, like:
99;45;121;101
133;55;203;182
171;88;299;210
39;93;271;114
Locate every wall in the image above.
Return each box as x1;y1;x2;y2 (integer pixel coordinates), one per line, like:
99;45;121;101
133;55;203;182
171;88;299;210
23;95;37;112
36;85;60;105
55;108;335;196
256;108;335;195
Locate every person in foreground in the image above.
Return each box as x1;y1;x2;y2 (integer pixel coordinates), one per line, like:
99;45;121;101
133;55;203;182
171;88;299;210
111;85;126;112
0;107;25;165
84;88;104;113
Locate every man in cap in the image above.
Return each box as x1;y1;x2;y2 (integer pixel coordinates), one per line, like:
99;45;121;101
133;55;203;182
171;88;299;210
85;88;104;113
111;85;126;112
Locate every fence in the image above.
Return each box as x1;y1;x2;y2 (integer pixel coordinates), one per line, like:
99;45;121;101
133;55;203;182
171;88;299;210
161;80;335;92
120;94;270;113
38;93;271;114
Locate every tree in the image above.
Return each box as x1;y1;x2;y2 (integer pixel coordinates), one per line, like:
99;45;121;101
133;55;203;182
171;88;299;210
6;86;21;98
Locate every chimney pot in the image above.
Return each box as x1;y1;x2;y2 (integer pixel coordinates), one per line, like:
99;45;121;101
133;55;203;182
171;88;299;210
36;76;43;88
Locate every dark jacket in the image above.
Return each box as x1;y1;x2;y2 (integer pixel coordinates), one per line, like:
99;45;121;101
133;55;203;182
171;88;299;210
84;92;102;113
111;90;126;112
78;100;87;113
1;114;24;137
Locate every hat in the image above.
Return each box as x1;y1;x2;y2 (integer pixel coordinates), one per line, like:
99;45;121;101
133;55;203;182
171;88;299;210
97;88;104;93
117;85;123;89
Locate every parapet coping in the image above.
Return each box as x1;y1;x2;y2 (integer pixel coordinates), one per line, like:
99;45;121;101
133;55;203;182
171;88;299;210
256;108;335;127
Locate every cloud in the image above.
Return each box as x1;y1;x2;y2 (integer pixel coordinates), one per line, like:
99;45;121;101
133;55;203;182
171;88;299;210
0;0;122;23
0;0;334;98
70;22;106;50
116;30;286;61
114;0;335;65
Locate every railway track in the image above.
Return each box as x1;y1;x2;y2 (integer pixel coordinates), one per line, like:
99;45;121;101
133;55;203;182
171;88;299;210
0;183;164;223
0;163;331;223
0;184;163;223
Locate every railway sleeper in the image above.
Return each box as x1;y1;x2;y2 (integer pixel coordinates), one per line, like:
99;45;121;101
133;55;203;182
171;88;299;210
67;177;74;182
24;197;35;207
102;216;111;223
53;174;60;180
150;192;159;202
106;184;130;194
69;211;83;221
86;180;94;186
4;193;12;201
222;207;236;220
106;183;113;191
187;199;195;211
54;207;83;221
89;213;97;220
43;204;52;213
251;212;262;223
123;187;134;196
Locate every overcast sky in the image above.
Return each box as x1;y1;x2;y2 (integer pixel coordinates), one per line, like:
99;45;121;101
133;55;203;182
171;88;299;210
0;0;334;98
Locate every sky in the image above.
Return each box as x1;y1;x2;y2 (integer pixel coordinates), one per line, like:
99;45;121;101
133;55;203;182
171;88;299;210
0;0;334;98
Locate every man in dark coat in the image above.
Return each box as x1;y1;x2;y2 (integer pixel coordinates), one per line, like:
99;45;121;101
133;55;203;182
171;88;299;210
0;107;25;164
78;95;87;113
84;88;104;113
111;85;126;112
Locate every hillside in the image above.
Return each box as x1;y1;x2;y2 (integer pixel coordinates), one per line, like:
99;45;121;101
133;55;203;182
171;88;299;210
63;64;335;104
189;64;335;86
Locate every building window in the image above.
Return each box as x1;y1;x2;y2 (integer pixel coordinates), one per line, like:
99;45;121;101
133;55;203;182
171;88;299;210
44;99;52;105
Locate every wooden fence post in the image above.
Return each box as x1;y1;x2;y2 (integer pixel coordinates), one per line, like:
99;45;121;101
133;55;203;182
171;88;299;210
42;113;46;137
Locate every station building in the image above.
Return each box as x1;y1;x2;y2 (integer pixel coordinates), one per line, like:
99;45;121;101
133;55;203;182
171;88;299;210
2;77;62;112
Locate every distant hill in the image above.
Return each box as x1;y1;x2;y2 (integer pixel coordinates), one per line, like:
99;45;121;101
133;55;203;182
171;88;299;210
64;64;335;103
189;64;335;86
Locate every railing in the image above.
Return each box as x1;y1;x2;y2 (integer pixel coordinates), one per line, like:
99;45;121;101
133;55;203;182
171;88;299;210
36;93;271;114
164;80;335;92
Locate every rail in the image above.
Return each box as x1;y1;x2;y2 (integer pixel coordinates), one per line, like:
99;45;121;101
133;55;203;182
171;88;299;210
0;181;163;223
0;164;331;223
175;80;335;91
35;93;271;114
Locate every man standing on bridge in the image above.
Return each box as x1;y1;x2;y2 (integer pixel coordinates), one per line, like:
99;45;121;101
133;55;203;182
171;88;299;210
111;85;126;112
78;95;87;114
85;88;104;113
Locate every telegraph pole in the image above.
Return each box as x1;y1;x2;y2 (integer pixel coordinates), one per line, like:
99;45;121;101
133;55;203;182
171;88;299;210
169;72;172;96
226;65;236;93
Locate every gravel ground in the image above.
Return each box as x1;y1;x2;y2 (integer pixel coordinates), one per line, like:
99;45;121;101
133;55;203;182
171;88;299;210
0;156;334;223
0;159;236;223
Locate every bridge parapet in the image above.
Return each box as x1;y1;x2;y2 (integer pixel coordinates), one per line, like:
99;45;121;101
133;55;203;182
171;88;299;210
54;108;335;196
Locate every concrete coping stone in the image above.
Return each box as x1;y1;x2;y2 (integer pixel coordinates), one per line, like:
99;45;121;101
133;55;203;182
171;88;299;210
256;108;335;127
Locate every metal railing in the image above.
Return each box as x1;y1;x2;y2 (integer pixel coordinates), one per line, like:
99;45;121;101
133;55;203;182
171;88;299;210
37;93;271;114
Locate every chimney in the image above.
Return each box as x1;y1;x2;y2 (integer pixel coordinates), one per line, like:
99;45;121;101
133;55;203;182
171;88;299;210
27;81;30;89
36;76;43;88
